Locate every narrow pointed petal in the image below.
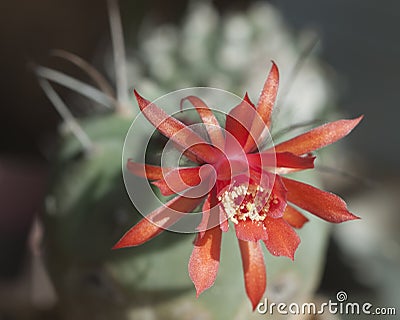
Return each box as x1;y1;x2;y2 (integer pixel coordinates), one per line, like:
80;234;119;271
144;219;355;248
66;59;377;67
152;167;202;196
235;221;269;242
189;226;222;297
244;62;279;152
238;240;266;310
256;62;279;128
263;217;300;260
276;152;315;169
247;152;315;170
282;177;360;223
243;92;256;108
126;160;170;180
196;194;211;239
197;190;221;238
181;96;225;149
274;116;363;155
113;195;204;249
225;93;257;148
134;90;221;163
283;205;309;229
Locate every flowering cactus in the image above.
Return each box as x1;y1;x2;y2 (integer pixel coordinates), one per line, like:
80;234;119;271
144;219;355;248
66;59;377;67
40;2;359;319
114;63;362;310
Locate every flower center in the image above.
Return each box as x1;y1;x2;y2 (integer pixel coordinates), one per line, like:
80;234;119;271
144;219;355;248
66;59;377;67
218;183;279;224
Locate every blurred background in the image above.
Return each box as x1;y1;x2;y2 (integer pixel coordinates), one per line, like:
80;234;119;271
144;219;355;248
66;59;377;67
1;0;399;319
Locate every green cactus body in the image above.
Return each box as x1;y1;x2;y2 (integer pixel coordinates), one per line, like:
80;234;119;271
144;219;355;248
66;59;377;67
42;2;334;319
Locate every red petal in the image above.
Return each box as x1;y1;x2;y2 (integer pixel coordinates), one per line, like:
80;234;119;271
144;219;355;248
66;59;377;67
196;194;211;239
152;167;202;196
127;160;170;180
276;152;315;169
181;96;224;149
238;240;266;310
243;92;256;109
263;217;300;260
225;93;257;148
113;195;204;249
244;62;279;152
247;152;315;170
267;174;287;219
237;167;270;191
274;116;363;155
283;205;309;229
171;141;208;164
282;177;360;223
235;221;268;242
256;62;279;128
134;90;221;164
197;189;221;238
189;226;222;297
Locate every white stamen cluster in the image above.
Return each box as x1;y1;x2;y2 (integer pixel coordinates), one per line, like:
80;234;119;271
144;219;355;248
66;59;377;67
218;183;275;224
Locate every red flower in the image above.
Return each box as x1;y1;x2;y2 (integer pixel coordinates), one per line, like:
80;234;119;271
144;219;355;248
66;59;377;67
114;63;362;309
